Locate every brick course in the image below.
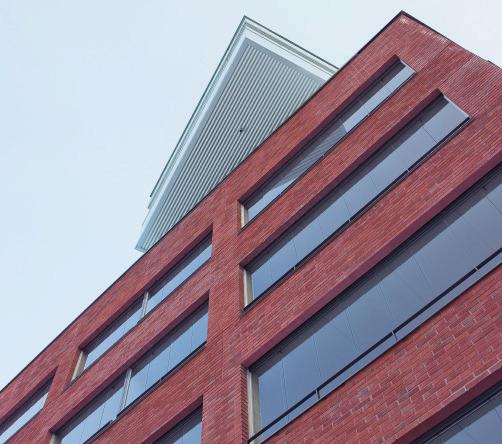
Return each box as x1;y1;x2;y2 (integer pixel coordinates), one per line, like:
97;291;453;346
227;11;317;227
1;12;501;444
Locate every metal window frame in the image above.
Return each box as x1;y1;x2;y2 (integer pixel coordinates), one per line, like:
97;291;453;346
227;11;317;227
56;302;210;444
247;165;502;443
415;381;502;443
244;95;471;308
72;237;212;382
240;58;415;227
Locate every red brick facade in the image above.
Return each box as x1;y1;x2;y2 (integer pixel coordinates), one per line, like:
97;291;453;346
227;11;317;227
1;12;501;444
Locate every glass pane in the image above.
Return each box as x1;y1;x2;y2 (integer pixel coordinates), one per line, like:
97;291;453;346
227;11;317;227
414;221;472;297
253;354;286;430
79;403;105;443
168;327;193;371
291;215;324;260
250;258;273;299
339;98;367;132
380;61;414;92
344;279;394;351
100;379;124;427
365;139;407;191
316;189;351;239
156;409;202;444
60;421;85;444
181;413;203;444
313;301;359;380
451;187;502;262
126;363;150;406
392;123;436;168
266;234;298;285
190;310;208;351
342;162;380;215
280;327;321;408
421;97;467;142
359;80;392;115
147;238;211;312
145;344;171;389
485;176;502;211
85;301;142;369
379;255;433;328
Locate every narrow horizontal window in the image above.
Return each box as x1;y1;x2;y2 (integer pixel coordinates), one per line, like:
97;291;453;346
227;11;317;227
417;384;502;443
57;304;208;444
0;380;51;443
248;168;502;442
245;95;468;304
76;236;211;377
146;236;212;313
123;305;208;407
242;59;414;224
155;408;202;444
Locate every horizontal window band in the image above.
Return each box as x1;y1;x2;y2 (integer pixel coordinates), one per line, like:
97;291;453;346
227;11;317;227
242;59;415;225
248;165;502;442
244;105;471;310
249;252;502;443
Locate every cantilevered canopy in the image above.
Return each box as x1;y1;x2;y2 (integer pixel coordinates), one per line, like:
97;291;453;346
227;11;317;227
137;17;337;252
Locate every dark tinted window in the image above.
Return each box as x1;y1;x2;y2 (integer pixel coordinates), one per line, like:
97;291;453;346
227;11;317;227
249;169;502;442
83;300;143;371
147;237;211;312
125;305;208;407
419;388;502;444
0;380;51;443
78;236;211;376
156;408;202;444
59;376;126;444
244;60;414;222
247;95;468;302
59;305;208;443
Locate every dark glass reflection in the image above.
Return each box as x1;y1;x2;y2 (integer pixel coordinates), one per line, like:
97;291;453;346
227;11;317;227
155;408;203;444
244;60;414;222
80;237;211;375
59;305;208;444
147;238;212;312
250;169;502;442
421;390;502;444
0;380;51;443
125;305;208;407
59;376;126;444
248;96;468;302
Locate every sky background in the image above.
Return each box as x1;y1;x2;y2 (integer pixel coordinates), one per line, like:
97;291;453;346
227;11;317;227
1;0;501;390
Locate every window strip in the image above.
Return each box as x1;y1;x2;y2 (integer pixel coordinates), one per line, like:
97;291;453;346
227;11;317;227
76;236;211;377
57;304;208;444
155;407;203;444
246;95;469;304
249;166;502;443
243;59;415;224
415;382;502;443
0;379;52;443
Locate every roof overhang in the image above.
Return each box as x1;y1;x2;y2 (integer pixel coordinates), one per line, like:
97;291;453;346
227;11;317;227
137;17;337;252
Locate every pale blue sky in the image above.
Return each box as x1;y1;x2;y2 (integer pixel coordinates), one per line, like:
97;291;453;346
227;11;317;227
1;0;501;390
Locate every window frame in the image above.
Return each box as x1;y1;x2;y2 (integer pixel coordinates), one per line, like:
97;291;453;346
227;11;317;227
246;165;502;443
0;377;52;444
55;302;209;444
239;57;416;228
72;235;212;382
242;94;471;310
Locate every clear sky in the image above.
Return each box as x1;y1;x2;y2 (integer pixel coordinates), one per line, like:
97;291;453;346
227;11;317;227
1;0;501;390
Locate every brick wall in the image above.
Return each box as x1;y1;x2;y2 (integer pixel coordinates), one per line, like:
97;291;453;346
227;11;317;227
1;13;501;444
